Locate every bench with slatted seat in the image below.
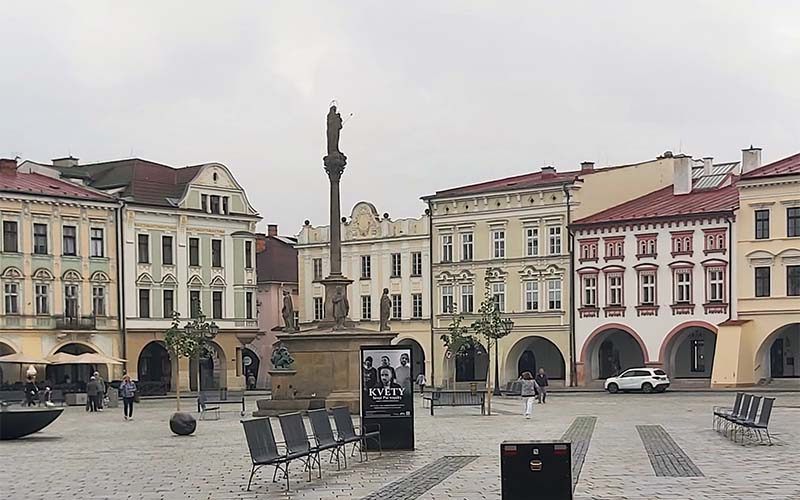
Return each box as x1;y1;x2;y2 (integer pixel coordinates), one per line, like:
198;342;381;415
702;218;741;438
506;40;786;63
330;406;382;462
0;391;26;404
197;389;245;418
240;417;291;491
712;392;744;431
278;412;322;482
740;397;775;445
424;389;486;416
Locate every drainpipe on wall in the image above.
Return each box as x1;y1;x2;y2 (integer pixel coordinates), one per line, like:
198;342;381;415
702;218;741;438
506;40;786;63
726;216;733;322
116;203;127;373
563;183;576;387
426;202;435;388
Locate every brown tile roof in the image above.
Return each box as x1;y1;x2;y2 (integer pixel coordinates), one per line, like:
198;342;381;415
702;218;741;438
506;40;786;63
423;169;582;199
741;152;800;180
256;234;298;284
0;170;114;202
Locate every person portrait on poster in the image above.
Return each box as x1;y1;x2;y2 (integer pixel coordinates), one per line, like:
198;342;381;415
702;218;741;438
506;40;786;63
361;347;412;417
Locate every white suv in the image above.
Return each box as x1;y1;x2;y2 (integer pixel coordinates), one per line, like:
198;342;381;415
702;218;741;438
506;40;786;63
604;368;670;394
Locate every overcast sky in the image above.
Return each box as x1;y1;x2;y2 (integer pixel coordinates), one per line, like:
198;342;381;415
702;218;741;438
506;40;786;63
2;2;799;234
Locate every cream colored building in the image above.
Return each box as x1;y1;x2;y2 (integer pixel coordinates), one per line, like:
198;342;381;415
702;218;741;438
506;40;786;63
713;150;800;387
296;202;430;380
424;154;680;389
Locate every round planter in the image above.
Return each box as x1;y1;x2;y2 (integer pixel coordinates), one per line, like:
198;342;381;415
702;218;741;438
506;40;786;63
169;412;197;436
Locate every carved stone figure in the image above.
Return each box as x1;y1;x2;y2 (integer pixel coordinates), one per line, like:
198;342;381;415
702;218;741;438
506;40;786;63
282;290;295;333
326;105;343;156
271;344;294;370
332;286;349;330
379;288;392;331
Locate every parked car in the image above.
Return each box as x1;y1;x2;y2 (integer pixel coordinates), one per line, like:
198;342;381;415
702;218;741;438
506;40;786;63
604;368;670;394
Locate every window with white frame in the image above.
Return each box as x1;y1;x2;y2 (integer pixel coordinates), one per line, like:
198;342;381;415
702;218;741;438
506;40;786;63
524;281;539;311
391;294;402;319
582;275;597;307
707;267;725;303
460;284;474;313
441;234;454;262
492;282;506;312
35;283;48;314
313;296;324;320
639;272;656;305
90;228;104;257
547;279;562;310
361;255;372;279
492;230;505;259
607;274;623;306
675;270;692;303
548;226;562;255
62;225;77;256
65;284;79;318
361;295;372;319
412;293;423;318
391;253;402;277
312;258;323;281
526;227;539;256
92;286;106;316
441;285;454;313
411;252;423;276
4;282;19;314
461;233;473;261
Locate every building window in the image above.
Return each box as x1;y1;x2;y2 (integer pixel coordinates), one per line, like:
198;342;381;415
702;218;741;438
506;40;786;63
137;234;149;263
441;285;454;313
461;285;474;313
246;291;253;319
492;282;506;312
547;280;562;310
92;286;105;316
675;270;692;303
524;281;539;311
788;208;800;237
412;252;423;276
313;297;324;320
161;235;173;265
360;255;372;279
548;226;562;255
607;274;623;306
222;197;229;215
2;221;18;252
4;282;19;314
211;239;222;267
461;233;473;261
639;272;656;305
441;234;454;262
190;290;201;318
361;295;372;319
62;225;77;256
90;228;104;257
35;283;48;315
163;289;175;318
138;289;150;318
245;241;253;269
755;210;770;240
391;253;402;277
787;266;800;296
33;223;48;254
412;293;423;318
212;291;223;319
707;267;725;302
210;195;221;214
391;294;402;319
582;275;597;307
492;230;506;259
754;267;770;297
579;239;598;262
526;227;539;257
189;238;200;266
604;237;624;260
201;194;208;212
636;234;657;257
704;229;727;254
312;258;323;281
64;284;78;318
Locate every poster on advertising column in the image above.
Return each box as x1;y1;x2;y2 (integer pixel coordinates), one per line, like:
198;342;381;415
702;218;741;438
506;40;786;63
360;345;415;450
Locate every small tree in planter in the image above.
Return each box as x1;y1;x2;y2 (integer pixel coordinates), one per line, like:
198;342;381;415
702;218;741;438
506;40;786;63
470;280;513;415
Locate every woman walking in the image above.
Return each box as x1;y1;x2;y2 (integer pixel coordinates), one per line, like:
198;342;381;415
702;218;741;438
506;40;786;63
24;376;39;407
119;375;137;421
520;371;540;419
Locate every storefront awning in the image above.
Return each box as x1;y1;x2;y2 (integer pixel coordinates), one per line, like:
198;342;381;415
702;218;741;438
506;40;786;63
0;353;51;365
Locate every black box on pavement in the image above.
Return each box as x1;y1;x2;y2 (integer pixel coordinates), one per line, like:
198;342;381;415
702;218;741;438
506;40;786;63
500;440;572;500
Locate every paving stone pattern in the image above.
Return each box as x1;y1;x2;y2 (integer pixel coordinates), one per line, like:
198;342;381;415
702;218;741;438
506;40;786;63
560;416;597;487
637;424;704;477
359;455;478;500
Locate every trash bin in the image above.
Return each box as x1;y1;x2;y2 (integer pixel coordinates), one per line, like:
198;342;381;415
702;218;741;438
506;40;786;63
500;440;572;500
106;390;119;408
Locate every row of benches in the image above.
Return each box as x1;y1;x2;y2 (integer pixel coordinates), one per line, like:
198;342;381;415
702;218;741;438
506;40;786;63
241;407;381;492
712;392;774;445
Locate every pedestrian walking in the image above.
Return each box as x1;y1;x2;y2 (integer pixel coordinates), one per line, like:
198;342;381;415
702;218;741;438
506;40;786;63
520;371;540;419
535;368;549;404
24;376;39;407
247;372;256;390
93;371;106;411
86;376;100;412
119;374;137;420
416;373;427;395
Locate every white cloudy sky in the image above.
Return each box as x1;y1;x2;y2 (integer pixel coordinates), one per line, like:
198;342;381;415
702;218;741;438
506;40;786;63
2;2;799;233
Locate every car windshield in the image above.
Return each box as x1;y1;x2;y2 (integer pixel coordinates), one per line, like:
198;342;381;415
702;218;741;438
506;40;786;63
654;369;667;376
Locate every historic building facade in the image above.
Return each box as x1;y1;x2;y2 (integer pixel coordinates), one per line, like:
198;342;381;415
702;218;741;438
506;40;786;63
714;150;800;386
296;202;430;381
571;154;740;386
425;154;681;389
21;157;261;391
1;158;122;386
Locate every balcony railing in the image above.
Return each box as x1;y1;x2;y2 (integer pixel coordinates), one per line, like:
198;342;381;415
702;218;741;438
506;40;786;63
55;316;97;330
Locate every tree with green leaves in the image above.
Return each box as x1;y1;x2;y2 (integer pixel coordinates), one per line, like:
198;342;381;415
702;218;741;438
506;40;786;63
470;279;513;414
163;312;213;411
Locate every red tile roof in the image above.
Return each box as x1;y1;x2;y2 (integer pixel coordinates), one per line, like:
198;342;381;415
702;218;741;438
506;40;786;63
741;152;800;179
423;169;584;199
0;170;114;202
572;184;739;227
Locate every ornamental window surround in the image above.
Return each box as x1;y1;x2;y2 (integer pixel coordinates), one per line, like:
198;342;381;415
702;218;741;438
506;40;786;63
636;234;657;258
604;237;624;261
671;231;694;257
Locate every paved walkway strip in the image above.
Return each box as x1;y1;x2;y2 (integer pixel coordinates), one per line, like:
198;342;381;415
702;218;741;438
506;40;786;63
636;425;704;477
560;416;597;488
360;455;479;500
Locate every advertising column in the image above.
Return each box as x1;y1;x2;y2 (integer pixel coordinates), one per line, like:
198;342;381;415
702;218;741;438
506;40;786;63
360;345;415;450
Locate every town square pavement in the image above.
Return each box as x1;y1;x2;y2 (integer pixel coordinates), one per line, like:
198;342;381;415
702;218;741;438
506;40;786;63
1;391;799;499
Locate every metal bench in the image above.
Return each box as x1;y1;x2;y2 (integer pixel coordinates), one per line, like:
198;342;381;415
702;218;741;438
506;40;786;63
197;389;246;417
330;406;381;461
0;391;26;404
424;389;486;416
308;409;345;470
240;417;291;491
503;381;522;396
712;392;743;431
278;412;322;482
740;397;775;445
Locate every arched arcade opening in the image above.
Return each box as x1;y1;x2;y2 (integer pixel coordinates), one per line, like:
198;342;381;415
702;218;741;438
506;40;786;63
504;336;566;386
582;326;647;381
137;341;173;393
756;323;800;380
660;323;717;379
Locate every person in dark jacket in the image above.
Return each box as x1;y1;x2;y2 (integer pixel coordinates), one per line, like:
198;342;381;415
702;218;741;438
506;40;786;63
24;376;39;407
86;376;100;412
535;368;549;404
119;374;137;420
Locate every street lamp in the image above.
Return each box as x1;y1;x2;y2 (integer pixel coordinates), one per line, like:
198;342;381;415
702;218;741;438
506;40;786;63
493;316;514;396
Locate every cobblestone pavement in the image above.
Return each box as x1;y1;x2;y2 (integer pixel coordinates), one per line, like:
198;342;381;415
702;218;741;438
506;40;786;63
2;392;800;499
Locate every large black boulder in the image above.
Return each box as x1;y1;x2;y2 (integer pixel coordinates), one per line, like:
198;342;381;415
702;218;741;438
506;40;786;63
169;412;197;436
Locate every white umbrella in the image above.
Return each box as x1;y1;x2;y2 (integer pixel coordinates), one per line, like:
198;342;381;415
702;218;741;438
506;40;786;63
0;353;51;365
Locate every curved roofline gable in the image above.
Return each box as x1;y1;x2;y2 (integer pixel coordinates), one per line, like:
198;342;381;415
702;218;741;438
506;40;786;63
178;163;259;216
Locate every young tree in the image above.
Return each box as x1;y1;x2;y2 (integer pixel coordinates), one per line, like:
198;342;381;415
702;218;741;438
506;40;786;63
470;279;513;415
440;307;479;389
163;312;208;411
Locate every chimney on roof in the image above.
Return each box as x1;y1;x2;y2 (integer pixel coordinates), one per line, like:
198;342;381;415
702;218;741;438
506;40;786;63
703;157;713;176
267;224;278;237
742;146;762;174
0;158;17;176
580;161;595;172
52;156;79;167
673;154;693;195
541;165;557;179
